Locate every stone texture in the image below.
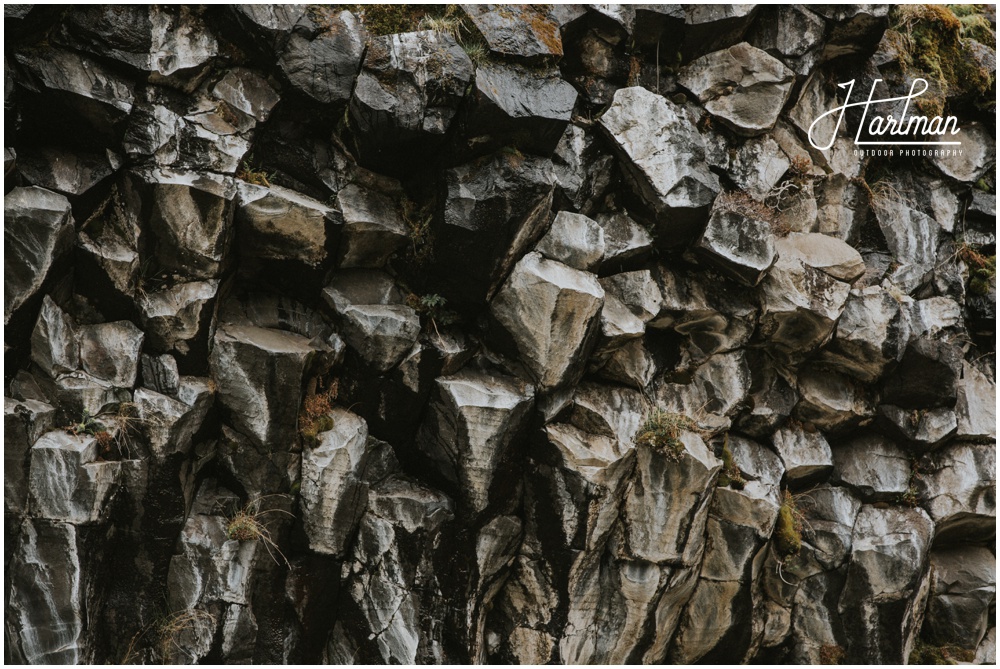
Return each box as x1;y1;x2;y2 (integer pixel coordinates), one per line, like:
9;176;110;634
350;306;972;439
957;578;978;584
491;252;604;391
599;87;720;232
4;187;75;325
678;43;795;136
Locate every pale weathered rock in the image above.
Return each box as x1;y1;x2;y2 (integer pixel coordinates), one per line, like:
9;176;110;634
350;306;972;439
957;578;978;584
323;270;421;372
599;270;662;323
335;183;408;268
821;286;909;382
491;252;604;391
212;67;280;123
917;442;995;541
795;367;874;433
877;405;957;450
137;280;218;356
28;431;121;523
599;87;720;231
30;296;79;377
209;323;315;448
678;43;795;136
832;434;911;501
416;369;534;515
4;187;75;324
236;182;338;267
331;475;453;664
726;136;790;199
759;235;852;359
5;398;57;515
624;430;721;563
771;423;833;483
923;546;995;651
956;361;996;441
76;321;145;388
595;211;654;269
58;5;217;77
462;4;562;61
930;123;995;183
838;505;933;663
7;519;86;663
535;211;605;271
682;5;759;57
694;208;776;286
134;379;213;460
300;408;370;557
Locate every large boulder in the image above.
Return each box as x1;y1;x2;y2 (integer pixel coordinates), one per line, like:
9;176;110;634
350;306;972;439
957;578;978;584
416;369;534;515
694;207;776;286
277;9;366;105
236;182;338;267
491;252;605;392
28;431;121;524
17;147;119;197
434;153;556;305
821;286;910;382
4;187;75;325
458;61;577;157
832;434;911;501
535;211;605;272
76;321;145;388
322;270;421;372
462;5;563;62
759;234;853;360
838;505;934;664
922;547;995;651
917;442;995;541
678;43;795;136
599;87;720;234
208;323;316;449
349;30;474;170
56;5;217;79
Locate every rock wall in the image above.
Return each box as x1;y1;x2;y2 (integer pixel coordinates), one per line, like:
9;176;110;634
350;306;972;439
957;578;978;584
4;4;996;665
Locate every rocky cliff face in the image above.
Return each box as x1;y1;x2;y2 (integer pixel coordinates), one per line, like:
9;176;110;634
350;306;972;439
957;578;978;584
4;4;996;665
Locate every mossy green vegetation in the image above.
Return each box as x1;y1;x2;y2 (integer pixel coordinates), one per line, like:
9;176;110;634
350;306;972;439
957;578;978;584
775;490;803;558
717;435;746;490
819;644;847;665
887;4;994;115
958;242;996;296
908;640;976;664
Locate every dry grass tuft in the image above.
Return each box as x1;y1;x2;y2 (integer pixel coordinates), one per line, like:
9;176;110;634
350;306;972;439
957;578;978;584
634;409;699;461
225;495;293;567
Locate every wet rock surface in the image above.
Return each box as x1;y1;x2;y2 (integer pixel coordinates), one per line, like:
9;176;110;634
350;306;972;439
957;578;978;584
3;4;995;665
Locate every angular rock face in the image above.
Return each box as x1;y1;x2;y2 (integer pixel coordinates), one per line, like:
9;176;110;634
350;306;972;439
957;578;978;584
435;153;556;305
599;87;720;232
4;5;996;665
695;208;776;286
462;5;562;62
460;62;577;157
491;252;605;392
416;369;534;515
209;323;315;449
4;187;75;325
323;270;421;372
277;10;366;105
350;30;473;169
679;43;795;135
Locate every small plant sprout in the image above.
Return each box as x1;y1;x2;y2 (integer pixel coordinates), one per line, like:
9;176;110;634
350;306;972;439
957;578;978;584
236;161;272;187
406;293;459;340
775;489;804;559
225;495;293;567
634;409;699;461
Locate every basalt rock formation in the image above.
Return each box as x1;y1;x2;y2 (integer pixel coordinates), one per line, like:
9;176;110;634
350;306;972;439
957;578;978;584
4;4;996;665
